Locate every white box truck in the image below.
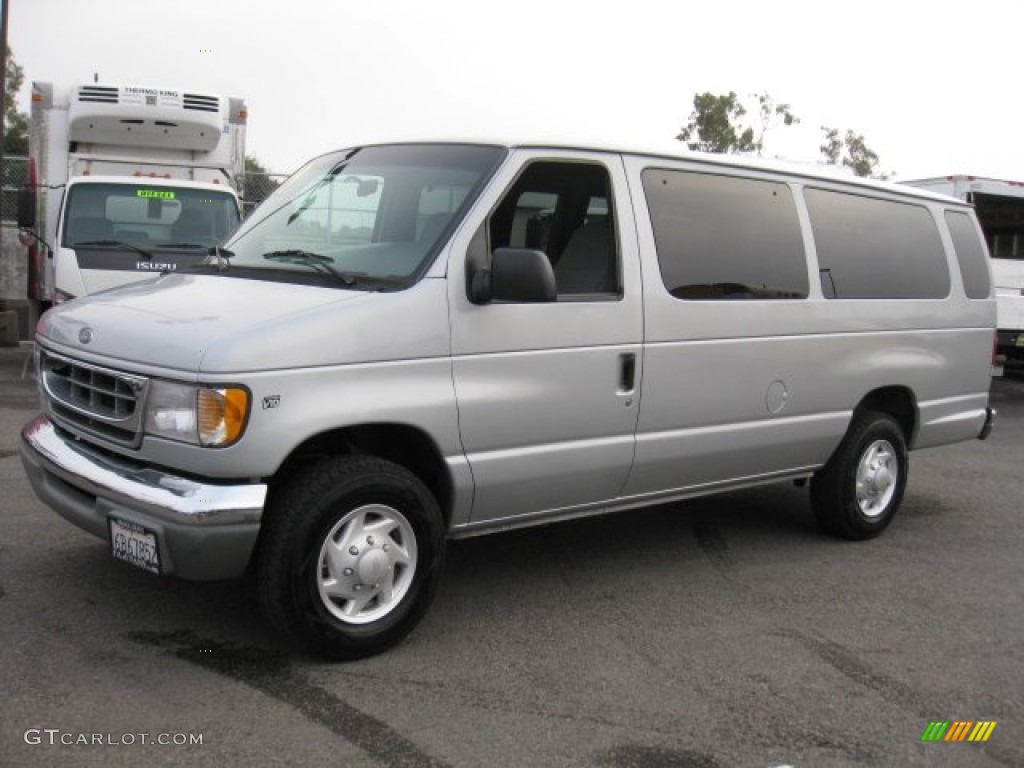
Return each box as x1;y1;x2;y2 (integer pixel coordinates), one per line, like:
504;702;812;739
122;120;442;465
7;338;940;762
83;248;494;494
18;82;247;315
902;175;1024;370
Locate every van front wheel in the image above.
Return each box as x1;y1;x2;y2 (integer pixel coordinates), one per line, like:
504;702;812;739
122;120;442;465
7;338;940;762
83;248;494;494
257;456;445;660
811;411;907;540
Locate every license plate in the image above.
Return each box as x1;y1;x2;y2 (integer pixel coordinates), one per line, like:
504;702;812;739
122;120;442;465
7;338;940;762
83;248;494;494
109;518;161;574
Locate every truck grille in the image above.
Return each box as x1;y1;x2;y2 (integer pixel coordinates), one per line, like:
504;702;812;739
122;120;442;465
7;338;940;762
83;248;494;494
40;351;148;448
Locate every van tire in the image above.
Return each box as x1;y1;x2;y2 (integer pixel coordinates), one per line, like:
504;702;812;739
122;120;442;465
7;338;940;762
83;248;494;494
257;456;445;660
810;411;907;540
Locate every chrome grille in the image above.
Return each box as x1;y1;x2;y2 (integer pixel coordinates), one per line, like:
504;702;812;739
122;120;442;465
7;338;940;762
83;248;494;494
41;351;148;447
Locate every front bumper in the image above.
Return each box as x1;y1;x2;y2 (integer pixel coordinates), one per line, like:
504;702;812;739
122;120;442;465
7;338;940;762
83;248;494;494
20;415;267;580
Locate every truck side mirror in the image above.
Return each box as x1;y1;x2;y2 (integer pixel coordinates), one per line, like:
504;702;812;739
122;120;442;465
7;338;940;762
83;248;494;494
17;186;36;229
470;247;556;304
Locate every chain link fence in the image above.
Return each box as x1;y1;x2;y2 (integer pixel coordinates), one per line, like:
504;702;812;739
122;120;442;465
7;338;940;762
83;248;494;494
1;156;31;341
1;156;29;224
239;172;289;216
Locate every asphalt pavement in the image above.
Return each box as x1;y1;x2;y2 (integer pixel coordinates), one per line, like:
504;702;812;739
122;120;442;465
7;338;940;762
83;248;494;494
1;346;1022;767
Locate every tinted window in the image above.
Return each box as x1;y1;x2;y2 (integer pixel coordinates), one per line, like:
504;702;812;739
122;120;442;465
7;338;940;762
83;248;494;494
642;169;808;300
945;210;991;299
805;189;950;299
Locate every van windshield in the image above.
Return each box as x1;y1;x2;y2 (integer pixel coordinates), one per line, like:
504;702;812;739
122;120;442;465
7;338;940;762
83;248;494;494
62;183;240;250
222;144;506;289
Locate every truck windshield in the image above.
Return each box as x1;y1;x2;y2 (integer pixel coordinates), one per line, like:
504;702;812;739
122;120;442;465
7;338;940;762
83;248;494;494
222;144;507;289
62;183;240;250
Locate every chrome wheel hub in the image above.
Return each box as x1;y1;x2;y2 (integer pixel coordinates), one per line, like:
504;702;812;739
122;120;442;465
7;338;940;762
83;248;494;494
316;504;417;625
855;440;898;518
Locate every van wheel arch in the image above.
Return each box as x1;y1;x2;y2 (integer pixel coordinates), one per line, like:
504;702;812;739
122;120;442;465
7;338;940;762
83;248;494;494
269;423;453;527
853;386;917;447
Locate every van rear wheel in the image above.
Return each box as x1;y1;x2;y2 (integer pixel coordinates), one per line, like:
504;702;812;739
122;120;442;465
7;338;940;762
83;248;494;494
811;411;907;540
257;456;445;660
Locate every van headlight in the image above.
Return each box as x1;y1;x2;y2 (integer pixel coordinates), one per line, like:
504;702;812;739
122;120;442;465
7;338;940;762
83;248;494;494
144;380;250;447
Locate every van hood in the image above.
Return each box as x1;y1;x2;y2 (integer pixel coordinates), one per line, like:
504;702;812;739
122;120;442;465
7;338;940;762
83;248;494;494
38;273;372;374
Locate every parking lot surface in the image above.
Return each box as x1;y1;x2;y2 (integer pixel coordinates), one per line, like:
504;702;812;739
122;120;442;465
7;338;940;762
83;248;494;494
1;342;1022;767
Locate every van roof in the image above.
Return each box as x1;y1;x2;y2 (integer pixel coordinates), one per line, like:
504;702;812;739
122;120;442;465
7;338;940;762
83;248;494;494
349;137;967;206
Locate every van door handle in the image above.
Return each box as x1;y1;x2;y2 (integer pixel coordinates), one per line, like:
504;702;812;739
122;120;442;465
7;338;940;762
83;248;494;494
618;353;636;395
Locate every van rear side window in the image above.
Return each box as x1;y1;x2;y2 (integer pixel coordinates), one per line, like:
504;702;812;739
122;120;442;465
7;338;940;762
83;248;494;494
944;210;992;300
642;169;808;300
805;189;950;299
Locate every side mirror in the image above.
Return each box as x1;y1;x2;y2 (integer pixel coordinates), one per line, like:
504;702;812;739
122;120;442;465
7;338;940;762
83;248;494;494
17;186;36;229
470;248;556;304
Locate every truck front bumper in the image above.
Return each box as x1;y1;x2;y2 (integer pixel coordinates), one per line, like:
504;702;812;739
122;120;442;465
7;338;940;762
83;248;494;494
20;415;267;580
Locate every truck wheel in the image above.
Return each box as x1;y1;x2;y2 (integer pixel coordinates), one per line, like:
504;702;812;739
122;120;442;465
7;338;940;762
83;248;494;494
257;456;445;660
810;410;907;540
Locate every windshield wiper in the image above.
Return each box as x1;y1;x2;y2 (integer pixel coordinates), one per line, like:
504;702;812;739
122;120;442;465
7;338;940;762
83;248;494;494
159;242;209;249
287;164;346;225
72;239;152;259
262;250;357;286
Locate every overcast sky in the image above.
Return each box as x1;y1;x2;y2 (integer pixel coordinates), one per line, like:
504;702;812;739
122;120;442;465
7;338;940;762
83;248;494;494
8;0;1023;181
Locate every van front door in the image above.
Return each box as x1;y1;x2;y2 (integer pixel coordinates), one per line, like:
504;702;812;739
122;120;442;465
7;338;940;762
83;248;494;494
449;152;643;526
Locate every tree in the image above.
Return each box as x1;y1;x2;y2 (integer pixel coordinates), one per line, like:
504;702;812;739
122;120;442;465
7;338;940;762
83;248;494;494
677;91;757;154
820;126;887;179
753;92;799;156
244;155;271;175
240;154;280;209
677;91;799;156
3;49;29;155
820;127;842;165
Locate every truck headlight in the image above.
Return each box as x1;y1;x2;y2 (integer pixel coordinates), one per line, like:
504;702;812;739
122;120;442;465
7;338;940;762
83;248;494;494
144;380;249;447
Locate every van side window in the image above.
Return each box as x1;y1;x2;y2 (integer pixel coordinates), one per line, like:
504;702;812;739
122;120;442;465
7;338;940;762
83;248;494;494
641;169;808;300
805;189;950;299
945;210;992;300
488;162;620;298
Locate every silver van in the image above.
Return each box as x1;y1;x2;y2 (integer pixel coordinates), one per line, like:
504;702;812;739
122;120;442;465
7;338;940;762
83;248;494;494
20;141;997;658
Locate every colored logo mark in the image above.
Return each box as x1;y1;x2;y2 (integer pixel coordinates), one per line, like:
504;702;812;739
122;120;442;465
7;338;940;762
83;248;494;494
921;721;997;743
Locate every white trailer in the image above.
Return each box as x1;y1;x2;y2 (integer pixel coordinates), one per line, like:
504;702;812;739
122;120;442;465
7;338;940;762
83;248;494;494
19;82;247;310
902;175;1024;370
